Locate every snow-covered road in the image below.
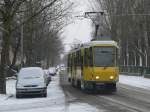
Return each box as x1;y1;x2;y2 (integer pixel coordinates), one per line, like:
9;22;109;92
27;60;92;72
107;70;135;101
1;74;150;112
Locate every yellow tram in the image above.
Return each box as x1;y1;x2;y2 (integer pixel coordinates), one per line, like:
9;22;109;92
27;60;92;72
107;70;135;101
67;40;119;91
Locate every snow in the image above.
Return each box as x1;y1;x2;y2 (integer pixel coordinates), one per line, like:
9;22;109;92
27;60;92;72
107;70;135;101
68;103;100;112
2;74;150;112
8;103;100;112
18;67;43;77
0;76;65;106
119;75;150;89
0;75;100;112
84;40;119;48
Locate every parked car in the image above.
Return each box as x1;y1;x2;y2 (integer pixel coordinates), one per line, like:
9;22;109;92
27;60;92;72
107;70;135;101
16;67;47;98
43;69;51;86
48;67;56;76
60;66;66;71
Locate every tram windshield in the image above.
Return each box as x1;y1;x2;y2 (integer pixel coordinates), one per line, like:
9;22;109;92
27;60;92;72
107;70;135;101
94;47;115;67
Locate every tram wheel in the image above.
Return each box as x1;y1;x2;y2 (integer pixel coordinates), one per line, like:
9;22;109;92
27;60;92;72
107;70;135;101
106;83;117;92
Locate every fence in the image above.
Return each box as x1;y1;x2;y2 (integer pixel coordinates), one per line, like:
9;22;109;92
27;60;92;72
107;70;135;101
119;65;150;78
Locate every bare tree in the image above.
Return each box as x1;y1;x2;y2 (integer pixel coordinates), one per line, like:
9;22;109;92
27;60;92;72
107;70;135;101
91;0;150;67
0;0;72;94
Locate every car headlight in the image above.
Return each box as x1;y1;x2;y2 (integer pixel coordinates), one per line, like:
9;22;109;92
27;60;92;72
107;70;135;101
110;76;114;80
16;83;23;88
38;82;46;87
96;76;100;79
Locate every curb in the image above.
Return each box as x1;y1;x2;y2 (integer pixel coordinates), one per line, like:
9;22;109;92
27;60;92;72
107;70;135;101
5;94;14;100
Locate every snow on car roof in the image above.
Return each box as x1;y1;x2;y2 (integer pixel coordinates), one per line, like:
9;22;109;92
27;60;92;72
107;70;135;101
19;67;43;76
20;67;42;70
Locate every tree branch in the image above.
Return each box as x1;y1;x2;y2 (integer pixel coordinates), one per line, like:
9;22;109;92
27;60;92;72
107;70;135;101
12;0;58;32
11;0;27;18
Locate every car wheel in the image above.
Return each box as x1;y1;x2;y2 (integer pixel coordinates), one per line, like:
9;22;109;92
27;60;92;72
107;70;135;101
43;89;47;97
16;93;21;98
46;83;49;86
43;92;47;97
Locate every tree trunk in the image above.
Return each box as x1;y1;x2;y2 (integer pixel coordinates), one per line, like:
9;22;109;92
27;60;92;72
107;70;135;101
0;20;11;94
10;36;21;68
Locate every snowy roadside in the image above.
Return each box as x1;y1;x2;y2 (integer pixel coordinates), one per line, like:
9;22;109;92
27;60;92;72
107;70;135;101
119;74;150;90
2;74;150;112
0;78;16;102
0;76;65;105
0;75;99;112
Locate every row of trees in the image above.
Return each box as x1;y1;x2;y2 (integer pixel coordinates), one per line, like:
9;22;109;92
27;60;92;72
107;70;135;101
0;0;72;93
91;0;150;67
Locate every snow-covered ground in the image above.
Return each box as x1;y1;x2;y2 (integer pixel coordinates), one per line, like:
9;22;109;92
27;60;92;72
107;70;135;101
119;75;150;89
1;74;150;112
0;75;99;112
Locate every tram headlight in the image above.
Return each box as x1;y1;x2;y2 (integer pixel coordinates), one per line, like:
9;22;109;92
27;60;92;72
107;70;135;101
96;76;100;79
110;76;114;80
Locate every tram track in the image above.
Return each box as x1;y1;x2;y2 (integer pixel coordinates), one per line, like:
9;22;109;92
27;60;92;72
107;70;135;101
61;80;150;112
60;73;150;112
96;94;148;112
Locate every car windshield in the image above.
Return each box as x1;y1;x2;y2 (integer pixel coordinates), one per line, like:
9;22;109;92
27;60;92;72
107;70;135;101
19;69;43;79
94;47;115;67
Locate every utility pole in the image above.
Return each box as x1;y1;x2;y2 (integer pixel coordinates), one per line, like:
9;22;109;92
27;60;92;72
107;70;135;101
84;11;104;40
75;11;105;40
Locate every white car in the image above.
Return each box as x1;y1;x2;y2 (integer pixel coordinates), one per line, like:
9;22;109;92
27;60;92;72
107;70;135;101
43;69;51;85
16;67;47;98
48;67;56;76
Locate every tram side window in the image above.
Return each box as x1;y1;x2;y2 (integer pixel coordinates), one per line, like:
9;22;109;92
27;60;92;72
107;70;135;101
80;51;83;69
71;55;73;73
76;54;78;67
84;48;88;66
73;54;75;67
75;55;77;67
76;51;79;66
76;51;81;66
116;48;119;66
89;47;93;66
73;54;76;67
74;54;77;68
78;51;81;66
67;55;70;72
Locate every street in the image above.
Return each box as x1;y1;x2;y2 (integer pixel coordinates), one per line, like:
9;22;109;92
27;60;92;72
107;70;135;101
60;72;150;112
0;73;150;112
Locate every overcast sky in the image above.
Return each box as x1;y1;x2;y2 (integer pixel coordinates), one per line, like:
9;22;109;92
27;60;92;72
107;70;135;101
61;0;93;51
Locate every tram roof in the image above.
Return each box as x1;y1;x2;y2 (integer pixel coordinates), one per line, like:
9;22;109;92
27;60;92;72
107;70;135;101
83;40;119;48
68;40;119;54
